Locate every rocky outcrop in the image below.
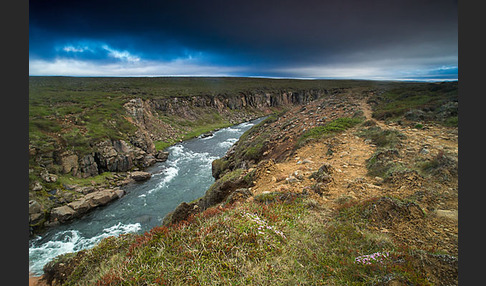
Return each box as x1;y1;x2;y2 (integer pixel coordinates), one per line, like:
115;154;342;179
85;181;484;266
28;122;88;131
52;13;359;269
130;171;152;181
48;189;124;224
40;170;58;183
29;200;45;226
30;86;350;236
53;139;159;179
162;202;199;226
50;205;77;223
149;90;329;119
163;169;250;226
78;154;99;178
59;152;79;174
155;151;169;161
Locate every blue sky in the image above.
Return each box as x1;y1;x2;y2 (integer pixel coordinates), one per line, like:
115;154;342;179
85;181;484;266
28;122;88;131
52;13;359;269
29;0;458;81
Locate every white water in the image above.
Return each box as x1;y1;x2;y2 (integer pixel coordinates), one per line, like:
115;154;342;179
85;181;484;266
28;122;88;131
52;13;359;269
29;222;141;274
29;117;265;275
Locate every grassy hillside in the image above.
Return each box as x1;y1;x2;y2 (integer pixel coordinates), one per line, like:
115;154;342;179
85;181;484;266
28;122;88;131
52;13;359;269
29;76;375;153
39;79;458;285
45;196;435;285
370;81;458;126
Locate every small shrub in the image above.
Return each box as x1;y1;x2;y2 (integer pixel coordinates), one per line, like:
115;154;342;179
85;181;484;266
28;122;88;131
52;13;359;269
254;192;282;204
366;148;401;178
298;117;362;146
212;158;230;180
357;126;405;148
418;150;458;181
444;116;458;127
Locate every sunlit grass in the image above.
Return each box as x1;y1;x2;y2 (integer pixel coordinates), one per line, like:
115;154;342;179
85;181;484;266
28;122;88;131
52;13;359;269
56;193;433;285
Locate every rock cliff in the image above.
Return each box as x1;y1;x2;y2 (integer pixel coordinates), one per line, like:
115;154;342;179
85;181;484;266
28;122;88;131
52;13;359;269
48;89;332;179
29;85;341;236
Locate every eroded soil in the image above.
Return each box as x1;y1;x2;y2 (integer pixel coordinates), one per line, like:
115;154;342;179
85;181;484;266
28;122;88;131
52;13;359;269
246;94;458;284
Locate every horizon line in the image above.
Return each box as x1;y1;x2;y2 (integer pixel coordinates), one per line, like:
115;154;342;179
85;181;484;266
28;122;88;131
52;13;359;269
28;75;458;83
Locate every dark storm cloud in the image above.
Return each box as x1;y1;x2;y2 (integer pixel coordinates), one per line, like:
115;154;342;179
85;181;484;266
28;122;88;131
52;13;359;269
29;0;458;79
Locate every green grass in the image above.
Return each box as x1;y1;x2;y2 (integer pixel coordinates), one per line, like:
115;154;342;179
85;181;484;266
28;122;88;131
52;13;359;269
154;140;179;152
54;193;435;285
29;80;139;157
356;125;410;178
153;112;234;151
356;126;406;148
371;81;458;123
298;117;363;146
57;172;115;187
444;116;458;127
182;121;232;141
29;76;380;100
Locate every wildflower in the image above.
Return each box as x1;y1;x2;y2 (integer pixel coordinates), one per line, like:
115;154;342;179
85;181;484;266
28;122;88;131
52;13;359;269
243;212;286;240
354;251;390;265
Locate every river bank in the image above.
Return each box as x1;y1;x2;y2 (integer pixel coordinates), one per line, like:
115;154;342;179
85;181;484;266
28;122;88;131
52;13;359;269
29;117;266;276
37;84;458;285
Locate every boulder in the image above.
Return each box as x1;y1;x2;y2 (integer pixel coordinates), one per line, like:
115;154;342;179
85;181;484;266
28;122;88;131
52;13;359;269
29;200;45;224
29;200;42;214
84;189;118;208
155;151;170;162
74;186;97;195
130;171;152;181
435;209;458;221
51;206;76;223
31;181;43;192
30;212;44;225
40;170;58;183
59;152;79;175
142;155;157;167
67;199;90;215
115;189;125;199
309;163;334;183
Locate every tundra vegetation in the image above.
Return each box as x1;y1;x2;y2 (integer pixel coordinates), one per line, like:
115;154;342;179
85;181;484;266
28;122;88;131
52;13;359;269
32;78;458;285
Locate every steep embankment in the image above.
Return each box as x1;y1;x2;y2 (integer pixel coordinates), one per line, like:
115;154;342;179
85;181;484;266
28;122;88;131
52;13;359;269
29;77;358;236
37;81;458;285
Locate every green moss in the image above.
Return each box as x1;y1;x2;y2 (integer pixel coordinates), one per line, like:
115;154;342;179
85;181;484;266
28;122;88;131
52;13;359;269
365;148;402;178
243;143;265;161
57;172;114;187
154;139;179;151
356;126;405;148
444;116;458;127
58;191;434;285
212;158;230;179
371;82;458;122
298;117;362;146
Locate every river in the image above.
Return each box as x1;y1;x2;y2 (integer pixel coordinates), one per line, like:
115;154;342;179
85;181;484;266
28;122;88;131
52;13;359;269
28;117;265;275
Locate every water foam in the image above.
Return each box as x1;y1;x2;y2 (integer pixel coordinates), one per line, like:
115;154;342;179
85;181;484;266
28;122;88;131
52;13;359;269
29;222;141;275
155;166;179;190
29;118;265;275
238;122;255;128
225;127;240;133
218;138;239;148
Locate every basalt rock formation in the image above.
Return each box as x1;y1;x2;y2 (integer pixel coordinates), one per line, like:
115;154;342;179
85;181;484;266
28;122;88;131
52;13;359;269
29;84;343;236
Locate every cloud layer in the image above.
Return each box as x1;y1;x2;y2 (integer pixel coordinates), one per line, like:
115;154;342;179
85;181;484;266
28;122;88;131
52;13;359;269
29;0;458;80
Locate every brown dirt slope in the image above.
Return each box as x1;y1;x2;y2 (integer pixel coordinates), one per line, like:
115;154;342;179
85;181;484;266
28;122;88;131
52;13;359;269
246;93;458;283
